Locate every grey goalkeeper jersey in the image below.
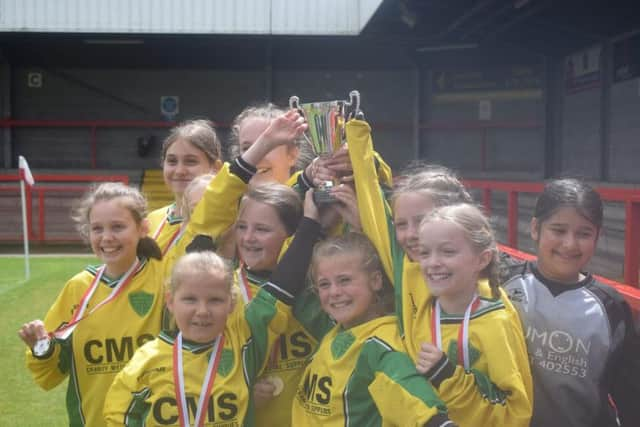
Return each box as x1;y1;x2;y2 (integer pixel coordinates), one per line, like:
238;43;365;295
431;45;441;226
503;262;640;427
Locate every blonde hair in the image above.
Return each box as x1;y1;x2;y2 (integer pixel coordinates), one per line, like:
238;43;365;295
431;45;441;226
310;232;394;314
161;119;222;166
229;103;311;170
393;164;472;209
181;173;216;221
72;182;161;260
168;251;233;294
420;203;500;298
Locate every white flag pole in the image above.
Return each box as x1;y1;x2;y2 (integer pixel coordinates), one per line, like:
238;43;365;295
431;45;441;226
19;177;31;280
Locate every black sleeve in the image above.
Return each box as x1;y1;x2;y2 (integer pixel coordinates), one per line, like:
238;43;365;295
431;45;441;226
261;217;322;304
610;298;640;426
229;156;257;184
424;414;457;427
590;281;640;426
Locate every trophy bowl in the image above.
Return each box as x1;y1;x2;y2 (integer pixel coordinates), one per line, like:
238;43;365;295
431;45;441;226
289;91;361;205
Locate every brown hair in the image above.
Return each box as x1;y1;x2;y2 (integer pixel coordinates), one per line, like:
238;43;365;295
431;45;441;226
72;182;162;261
238;183;302;235
161;119;222;166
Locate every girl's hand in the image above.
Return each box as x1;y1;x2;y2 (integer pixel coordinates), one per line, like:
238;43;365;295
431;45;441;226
242;110;307;167
330;183;361;231
18;319;47;349
253;377;277;409
306;156;337;187
415;342;444;375
304;189;341;230
303;189;320;221
261;109;307;150
324;145;354;183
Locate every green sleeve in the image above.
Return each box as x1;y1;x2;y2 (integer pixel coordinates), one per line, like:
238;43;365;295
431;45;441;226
242;289;290;383
360;340;449;425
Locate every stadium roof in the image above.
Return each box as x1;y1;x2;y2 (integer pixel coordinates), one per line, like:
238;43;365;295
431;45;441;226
0;0;383;36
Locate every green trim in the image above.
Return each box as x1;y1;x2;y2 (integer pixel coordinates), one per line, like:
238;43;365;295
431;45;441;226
66;348;86;426
439;298;505;323
385;189;406;336
243;290;279;381
124;387;152;427
470;368;509;404
292;288;333;342
85;259;148;288
157;330;214;354
166;203;183;225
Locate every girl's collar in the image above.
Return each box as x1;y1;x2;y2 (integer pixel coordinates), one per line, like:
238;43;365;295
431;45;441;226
531;262;593;296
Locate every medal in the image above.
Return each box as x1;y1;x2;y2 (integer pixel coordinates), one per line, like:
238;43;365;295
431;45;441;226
32;337;52;357
173;332;225;427
237;264;253;304
431;293;480;370
53;258;141;341
152;207;186;256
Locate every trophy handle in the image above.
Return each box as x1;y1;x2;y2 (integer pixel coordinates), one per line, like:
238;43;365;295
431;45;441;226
346;90;364;120
289;95;300;110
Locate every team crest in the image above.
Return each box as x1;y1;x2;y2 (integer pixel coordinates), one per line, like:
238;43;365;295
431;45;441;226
128;291;154;317
331;331;355;359
217;348;234;377
447;340;480;368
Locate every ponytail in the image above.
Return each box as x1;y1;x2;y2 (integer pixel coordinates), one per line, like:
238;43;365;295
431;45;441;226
137;236;162;261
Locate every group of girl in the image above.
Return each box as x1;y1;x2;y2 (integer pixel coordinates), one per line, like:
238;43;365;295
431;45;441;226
19;103;640;427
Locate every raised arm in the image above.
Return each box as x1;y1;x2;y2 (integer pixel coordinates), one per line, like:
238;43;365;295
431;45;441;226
346;120;398;284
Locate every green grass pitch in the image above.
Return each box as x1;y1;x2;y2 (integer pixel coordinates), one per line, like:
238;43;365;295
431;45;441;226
0;256;97;426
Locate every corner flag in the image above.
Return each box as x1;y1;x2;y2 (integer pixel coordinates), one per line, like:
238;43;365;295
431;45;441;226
18;155;33;280
19;155;35;186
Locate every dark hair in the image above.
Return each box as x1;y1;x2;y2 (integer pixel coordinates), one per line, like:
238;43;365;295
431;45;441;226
310;232;394;315
420;203;500;299
533;178;603;230
392;164;473;209
72;182;162;261
238;183;302;235
161;119;222;166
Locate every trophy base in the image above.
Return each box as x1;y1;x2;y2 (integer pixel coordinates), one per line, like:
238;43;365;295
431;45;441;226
313;183;336;206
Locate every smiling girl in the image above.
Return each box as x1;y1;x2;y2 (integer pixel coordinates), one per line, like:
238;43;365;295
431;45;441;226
231;183;320;427
503;178;640;427
148;120;223;254
104;251;292;427
415;203;532;427
267;190;455;427
18;183;167;427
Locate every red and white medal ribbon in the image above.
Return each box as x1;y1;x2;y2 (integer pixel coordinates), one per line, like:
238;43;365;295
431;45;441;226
237;264;253;304
152;207;184;255
53;258;141;341
173;332;225;427
431;293;480;371
163;223;187;256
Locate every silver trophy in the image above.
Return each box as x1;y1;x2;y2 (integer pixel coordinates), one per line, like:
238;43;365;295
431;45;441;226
289;90;361;205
